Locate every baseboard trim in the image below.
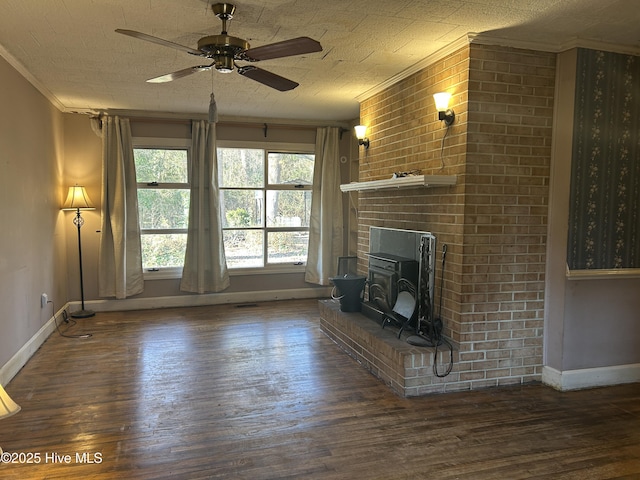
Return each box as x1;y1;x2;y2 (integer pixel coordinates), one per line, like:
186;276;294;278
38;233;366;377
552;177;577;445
68;287;332;313
542;363;640;391
0;304;68;385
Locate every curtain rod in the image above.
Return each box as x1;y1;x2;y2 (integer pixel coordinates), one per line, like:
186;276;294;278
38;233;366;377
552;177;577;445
93;110;351;132
116;116;339;132
219;121;316;132
126;116;192;125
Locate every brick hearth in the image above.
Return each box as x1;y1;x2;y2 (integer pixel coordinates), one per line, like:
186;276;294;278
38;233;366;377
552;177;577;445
318;299;459;397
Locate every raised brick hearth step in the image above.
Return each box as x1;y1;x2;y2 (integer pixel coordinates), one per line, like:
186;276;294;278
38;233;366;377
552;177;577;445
318;299;459;397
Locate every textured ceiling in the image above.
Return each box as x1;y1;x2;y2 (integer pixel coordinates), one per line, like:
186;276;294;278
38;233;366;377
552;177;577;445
0;0;639;122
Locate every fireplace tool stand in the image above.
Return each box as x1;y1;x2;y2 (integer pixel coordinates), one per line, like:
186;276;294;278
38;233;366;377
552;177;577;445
407;239;443;347
407;242;454;377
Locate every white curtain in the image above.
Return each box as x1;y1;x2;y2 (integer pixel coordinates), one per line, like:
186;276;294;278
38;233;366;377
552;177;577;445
305;127;344;285
98;116;144;298
180;120;230;293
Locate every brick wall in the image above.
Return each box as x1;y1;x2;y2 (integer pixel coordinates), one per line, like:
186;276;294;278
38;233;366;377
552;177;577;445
356;43;556;391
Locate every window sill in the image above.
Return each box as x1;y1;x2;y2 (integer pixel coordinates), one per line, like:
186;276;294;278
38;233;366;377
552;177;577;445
143;268;183;280
142;264;307;280
229;265;306;276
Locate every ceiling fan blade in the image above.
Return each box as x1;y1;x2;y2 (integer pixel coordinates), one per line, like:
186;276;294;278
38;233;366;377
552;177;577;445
243;37;322;61
147;65;212;83
237;66;299;91
116;29;203;56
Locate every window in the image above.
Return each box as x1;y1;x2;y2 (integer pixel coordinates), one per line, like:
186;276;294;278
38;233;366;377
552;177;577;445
218;143;314;270
133;139;190;274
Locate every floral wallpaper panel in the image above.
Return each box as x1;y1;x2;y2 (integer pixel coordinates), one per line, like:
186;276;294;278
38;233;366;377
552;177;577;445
568;48;640;270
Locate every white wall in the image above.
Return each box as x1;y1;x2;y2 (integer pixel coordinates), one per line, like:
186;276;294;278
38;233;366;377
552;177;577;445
563;278;640;370
62;114;102;304
0;56;68;381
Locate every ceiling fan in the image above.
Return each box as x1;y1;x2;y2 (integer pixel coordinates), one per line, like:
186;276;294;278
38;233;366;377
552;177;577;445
116;3;322;91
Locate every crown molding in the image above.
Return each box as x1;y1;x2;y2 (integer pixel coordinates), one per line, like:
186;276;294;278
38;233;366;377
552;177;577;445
0;44;65;112
355;34;473;103
556;37;640;57
470;33;640;56
468;33;558;52
355;32;640;105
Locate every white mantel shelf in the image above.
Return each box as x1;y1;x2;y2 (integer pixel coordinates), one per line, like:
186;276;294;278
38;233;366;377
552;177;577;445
340;175;457;192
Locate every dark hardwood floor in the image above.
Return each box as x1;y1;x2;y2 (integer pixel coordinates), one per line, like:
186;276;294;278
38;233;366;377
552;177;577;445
1;299;639;479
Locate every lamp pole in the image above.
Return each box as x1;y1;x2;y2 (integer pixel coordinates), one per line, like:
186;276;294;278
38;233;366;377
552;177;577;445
72;207;94;318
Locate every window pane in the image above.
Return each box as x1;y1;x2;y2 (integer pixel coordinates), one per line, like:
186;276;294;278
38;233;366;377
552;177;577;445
267;231;309;264
223;230;264;268
220;190;263;228
134;149;188;183
218;148;264;188
138;189;190;229
268;152;314;185
266;190;312;227
141;233;187;269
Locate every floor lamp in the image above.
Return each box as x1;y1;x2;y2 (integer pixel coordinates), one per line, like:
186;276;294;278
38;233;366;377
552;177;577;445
62;185;96;318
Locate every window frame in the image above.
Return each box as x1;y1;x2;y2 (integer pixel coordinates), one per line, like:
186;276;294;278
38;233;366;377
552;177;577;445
133;137;191;280
217;140;315;274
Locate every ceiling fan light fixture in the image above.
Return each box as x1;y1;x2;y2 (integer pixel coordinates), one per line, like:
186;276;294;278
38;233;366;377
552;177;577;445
115;2;322;91
215;55;235;72
197;35;249;54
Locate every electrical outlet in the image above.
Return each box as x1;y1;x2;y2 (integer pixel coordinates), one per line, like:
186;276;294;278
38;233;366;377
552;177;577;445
41;293;48;308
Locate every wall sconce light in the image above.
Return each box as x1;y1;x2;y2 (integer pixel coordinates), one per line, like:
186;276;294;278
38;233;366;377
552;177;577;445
354;125;370;149
433;92;455;126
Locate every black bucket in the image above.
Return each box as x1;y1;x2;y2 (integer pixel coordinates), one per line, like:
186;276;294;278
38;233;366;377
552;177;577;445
330;274;367;312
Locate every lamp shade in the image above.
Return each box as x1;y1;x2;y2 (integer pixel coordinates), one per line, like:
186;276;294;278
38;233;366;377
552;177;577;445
354;125;367;140
62;185;95;210
433;92;452;111
0;384;20;420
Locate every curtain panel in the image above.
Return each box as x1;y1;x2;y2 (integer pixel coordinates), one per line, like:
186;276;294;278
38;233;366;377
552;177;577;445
305;126;343;285
180;120;230;293
98;116;144;298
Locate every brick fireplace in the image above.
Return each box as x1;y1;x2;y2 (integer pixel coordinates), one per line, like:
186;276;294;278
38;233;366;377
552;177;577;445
339;41;554;393
321;226;453;396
